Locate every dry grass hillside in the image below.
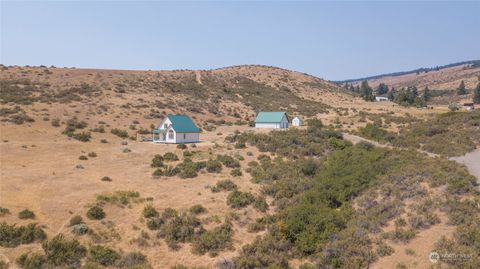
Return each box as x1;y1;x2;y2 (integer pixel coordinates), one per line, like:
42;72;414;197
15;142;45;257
1;65;478;269
352;64;480;91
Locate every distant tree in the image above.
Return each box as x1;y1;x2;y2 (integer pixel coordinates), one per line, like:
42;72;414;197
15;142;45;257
387;90;395;101
360;80;374;101
457;80;467;95
473;82;480;104
422;86;431;102
376;83;389;95
448;103;460;111
410;86;418;97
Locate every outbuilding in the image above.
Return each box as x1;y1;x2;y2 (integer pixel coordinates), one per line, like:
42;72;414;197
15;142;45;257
463;103;475;111
153;114;200;143
375;96;389;102
292;116;302;126
255;112;289;129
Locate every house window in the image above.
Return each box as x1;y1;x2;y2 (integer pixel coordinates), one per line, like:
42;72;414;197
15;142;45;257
163;124;168;129
168;130;174;139
183;133;186;139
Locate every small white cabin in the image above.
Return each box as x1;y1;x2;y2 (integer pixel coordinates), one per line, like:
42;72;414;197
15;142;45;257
463;103;475;111
255;112;289;129
153;114;200;144
375;96;389;102
292;116;302;127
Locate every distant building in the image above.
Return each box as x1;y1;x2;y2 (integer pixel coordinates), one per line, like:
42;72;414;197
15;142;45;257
292;116;302;127
463;103;475;111
153;114;200;143
255;112;289;129
375;96;389;102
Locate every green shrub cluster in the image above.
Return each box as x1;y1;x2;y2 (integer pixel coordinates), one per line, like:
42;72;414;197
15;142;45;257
42;234;87;267
15;234;151;269
16;252;46;269
175;158;205;178
143;204;159;218
158;213;202;249
227;191;255;209
111;128;129;138
163;152;179;161
87;205;105;220
192;222;233;256
0;207;10;217
359;111;480;156
206;158;222;173
225;127;343;158
216;154;240;168
0;222;46;247
211;179;238;193
230;168;242;177
96;190;142;205
177;144;187;150
63;117;91;142
151;154;164;168
189;204;207;215
18;209;35;219
89;245;121;266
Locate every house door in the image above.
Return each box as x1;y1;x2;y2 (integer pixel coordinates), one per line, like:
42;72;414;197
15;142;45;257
161;133;166;141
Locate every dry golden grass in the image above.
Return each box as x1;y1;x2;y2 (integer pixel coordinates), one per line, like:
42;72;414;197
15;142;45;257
1;65;468;268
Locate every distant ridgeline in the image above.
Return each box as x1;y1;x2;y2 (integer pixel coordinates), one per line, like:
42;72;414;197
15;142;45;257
334;59;480;85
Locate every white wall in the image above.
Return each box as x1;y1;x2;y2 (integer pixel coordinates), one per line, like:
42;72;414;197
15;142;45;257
157;118;172;129
292;118;301;126
175;132;200;143
255;123;280;128
256;115;289;129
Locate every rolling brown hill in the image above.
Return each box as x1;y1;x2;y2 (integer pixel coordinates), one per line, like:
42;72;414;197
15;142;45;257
1;64;477;269
0;64;342;125
350;63;480;91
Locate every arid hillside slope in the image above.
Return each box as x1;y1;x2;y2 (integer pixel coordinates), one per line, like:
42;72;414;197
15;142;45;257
352;64;480;91
0;64;344;124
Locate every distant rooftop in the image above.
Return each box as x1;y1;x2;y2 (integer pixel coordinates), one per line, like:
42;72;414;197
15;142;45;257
255;112;288;123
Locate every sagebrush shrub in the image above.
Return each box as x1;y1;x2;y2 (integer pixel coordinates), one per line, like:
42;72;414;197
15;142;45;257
227;191;255;209
18;209;35;219
0;222;46;247
163;152;179;161
189;204;207;215
143;205;159;218
42;234;87;267
211;179;237;193
150;154;164;168
87;205;105;220
206;159;222;173
89;245;120;266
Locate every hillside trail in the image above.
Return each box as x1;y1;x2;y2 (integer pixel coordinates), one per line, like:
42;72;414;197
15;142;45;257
342;133;479;185
342;132;440;158
195;70;203;85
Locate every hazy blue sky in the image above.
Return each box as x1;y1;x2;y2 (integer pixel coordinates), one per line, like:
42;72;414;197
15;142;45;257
1;1;479;80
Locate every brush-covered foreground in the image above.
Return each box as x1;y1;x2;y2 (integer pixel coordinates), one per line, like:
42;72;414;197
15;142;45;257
1;65;479;269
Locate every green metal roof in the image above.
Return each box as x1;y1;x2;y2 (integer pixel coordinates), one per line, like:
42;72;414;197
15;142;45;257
255;112;288;123
168;114;200;133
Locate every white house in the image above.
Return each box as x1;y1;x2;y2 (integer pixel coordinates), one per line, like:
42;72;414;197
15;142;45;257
463;103;475;111
292;116;302;127
375;96;389;102
153;114;200;144
255;112;289;128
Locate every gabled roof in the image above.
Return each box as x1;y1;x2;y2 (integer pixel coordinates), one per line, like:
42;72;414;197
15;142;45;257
167;114;200;133
255;112;288;123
